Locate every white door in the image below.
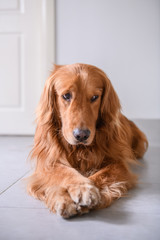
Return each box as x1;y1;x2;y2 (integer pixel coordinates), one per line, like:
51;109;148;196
0;0;55;134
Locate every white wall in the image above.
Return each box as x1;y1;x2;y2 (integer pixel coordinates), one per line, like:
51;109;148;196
56;0;160;119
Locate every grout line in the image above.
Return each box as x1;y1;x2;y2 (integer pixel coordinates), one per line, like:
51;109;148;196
0;170;31;195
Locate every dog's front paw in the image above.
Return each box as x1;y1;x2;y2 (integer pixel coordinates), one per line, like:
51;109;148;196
45;187;78;218
68;182;101;209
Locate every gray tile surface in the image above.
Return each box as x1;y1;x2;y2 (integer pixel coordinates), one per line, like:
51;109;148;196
0;136;32;193
0;208;160;240
0;130;160;240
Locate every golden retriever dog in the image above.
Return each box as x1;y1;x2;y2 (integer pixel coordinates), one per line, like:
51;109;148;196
27;63;148;218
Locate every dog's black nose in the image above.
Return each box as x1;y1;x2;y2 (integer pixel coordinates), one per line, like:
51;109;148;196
73;128;90;142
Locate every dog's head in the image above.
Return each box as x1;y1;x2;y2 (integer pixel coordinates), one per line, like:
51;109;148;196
38;64;120;146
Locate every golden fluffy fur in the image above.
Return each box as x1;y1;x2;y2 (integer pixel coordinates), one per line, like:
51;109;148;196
27;63;148;218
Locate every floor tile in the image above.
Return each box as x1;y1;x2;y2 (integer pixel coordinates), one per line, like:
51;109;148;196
0;208;160;240
133;146;160;184
108;183;160;214
0;178;45;209
0;136;33;193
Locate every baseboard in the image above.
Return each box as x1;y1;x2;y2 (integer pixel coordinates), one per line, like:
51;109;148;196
132;119;160;146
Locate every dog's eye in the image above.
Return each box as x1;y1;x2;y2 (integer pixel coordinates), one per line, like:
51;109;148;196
62;93;72;102
91;95;99;102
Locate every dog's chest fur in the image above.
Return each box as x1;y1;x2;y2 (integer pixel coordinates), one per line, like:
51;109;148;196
66;145;106;176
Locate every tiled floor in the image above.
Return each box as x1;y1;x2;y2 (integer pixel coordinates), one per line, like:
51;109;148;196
0;121;160;240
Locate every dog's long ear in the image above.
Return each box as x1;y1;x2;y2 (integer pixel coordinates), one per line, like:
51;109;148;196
31;65;63;166
100;75;121;124
36;65;62;128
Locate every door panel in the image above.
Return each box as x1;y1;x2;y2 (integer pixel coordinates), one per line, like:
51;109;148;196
0;0;55;134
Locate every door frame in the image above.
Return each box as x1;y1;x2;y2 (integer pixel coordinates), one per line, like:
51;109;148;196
39;0;56;88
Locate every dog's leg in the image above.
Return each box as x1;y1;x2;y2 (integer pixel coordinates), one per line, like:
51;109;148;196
27;163;101;218
89;161;137;209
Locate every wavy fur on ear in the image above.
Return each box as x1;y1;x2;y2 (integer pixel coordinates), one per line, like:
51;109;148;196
30;66;64;172
100;74;121;123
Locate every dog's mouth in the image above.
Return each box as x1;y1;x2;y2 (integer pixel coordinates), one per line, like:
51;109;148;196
64;136;93;146
66;139;90;146
75;140;88;145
